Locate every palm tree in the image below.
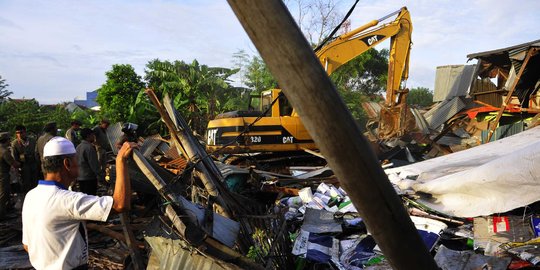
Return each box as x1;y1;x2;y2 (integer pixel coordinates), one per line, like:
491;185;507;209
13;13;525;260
145;59;239;135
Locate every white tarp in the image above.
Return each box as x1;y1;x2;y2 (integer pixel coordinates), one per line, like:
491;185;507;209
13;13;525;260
385;126;540;217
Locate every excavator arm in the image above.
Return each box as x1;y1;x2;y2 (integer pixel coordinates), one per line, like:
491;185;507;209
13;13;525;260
316;7;415;139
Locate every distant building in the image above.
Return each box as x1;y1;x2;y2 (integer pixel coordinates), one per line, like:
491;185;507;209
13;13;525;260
74;90;99;109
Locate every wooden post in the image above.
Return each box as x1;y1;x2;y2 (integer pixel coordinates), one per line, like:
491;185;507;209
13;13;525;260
145;89;233;218
226;1;438;269
486;48;536;143
119;212;144;270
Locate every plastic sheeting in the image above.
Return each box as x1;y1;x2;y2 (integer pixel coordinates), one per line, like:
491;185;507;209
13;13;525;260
385;126;540;217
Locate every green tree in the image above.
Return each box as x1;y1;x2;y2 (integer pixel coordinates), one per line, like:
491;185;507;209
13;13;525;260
0;100;71;135
127;90;162;136
0;75;13;103
244;56;278;93
407;87;433;107
45;104;72;132
70;107;99;128
331;48;389;96
0;99;42;133
145;59;240;135
96;64;145;123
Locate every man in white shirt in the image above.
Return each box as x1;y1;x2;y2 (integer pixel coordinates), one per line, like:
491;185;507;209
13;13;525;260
22;136;137;270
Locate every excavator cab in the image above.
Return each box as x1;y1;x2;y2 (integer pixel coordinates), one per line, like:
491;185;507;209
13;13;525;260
206;89;315;153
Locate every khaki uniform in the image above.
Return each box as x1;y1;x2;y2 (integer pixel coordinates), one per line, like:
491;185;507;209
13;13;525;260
11;138;39;193
92;126;110;175
0;143;16;218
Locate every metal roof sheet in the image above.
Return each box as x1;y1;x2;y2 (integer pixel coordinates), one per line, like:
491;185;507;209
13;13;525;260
467;39;540;60
424;96;466;129
433;65;476;102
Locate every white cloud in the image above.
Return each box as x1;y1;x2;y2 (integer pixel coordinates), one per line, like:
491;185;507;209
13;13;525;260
0;0;539;103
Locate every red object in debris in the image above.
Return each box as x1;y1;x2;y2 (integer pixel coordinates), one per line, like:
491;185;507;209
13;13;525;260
492;216;510;233
463;106;499;119
508;259;533;269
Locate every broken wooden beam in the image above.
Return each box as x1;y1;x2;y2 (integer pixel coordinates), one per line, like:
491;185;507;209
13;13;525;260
132;149;263;270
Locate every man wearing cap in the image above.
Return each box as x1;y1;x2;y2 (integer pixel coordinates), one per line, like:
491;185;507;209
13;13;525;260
0;132;19;219
76;128;102;196
11;125;39;194
22;137;137;269
65;120;82;148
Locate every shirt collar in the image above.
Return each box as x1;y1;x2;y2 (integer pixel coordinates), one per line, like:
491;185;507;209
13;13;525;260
38;180;67;190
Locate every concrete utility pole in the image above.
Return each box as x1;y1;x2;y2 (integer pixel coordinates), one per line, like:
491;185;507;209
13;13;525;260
226;1;438;269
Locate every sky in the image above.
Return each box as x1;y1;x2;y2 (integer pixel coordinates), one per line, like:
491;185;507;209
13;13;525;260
0;0;539;104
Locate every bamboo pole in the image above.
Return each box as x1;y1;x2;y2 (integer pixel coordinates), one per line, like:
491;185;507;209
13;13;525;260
144;89;232;218
226;1;438;269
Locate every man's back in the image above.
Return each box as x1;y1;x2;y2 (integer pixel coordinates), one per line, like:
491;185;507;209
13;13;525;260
36;133;54;161
65;128;81;148
76;140;102;181
22;182;113;270
0;144;12;174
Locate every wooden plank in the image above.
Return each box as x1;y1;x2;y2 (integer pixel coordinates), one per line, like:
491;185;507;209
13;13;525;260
486;48;536;142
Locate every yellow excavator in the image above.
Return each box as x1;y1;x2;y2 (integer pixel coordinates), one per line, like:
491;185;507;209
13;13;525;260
206;7;414;154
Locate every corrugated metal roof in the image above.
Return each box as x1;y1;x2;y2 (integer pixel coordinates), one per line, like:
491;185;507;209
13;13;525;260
481;121;525;143
140;134;164;158
423;96;466;129
433;65;477;102
163;140;181;159
434;136;462;146
411;107;429;134
106;122;123;155
145;236;241;270
469;78;498;95
467;39;540;60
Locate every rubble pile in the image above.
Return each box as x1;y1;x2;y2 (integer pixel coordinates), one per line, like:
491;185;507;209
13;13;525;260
366;40;540;166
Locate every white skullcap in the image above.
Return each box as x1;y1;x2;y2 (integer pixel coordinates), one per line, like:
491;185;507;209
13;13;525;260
43;136;76;157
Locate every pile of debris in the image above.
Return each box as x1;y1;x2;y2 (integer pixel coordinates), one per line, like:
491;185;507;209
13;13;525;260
365;39;540;166
273;125;540;269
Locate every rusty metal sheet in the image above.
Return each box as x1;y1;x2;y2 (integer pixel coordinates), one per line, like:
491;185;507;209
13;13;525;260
361;101;382;119
159;140;180;159
433;65;476;102
469;78;503;107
